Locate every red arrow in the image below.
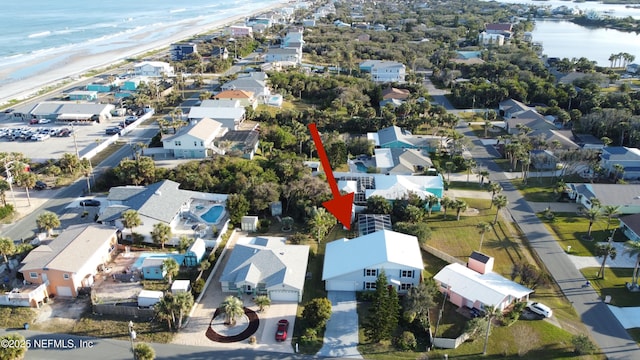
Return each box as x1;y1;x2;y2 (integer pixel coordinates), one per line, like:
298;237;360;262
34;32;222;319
308;123;354;229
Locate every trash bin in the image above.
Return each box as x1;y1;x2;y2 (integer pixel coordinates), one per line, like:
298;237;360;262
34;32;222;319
23;323;29;330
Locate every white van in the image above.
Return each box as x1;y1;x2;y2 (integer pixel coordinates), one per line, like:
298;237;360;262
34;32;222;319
527;301;553;318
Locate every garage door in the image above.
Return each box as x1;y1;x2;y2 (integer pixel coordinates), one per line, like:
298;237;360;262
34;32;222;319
326;280;357;291
56;286;73;297
269;290;299;302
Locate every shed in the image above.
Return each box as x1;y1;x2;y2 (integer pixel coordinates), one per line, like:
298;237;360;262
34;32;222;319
184;238;206;266
141;257;168;280
137;290;164;307
171;280;191;295
241;216;259;232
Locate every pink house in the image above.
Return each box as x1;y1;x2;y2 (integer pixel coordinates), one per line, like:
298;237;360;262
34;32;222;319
230;26;253;38
434;252;533;312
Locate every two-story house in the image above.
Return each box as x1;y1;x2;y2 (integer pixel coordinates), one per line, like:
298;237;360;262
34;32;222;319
162;117;227;158
359;60;406;83
134;61;174;77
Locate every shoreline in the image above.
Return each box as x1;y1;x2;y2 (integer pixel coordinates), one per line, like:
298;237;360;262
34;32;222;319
0;2;286;106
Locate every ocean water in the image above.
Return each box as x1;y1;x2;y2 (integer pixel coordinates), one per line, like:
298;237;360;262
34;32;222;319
0;0;283;67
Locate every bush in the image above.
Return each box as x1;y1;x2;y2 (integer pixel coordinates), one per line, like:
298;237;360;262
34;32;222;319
302;298;332;329
301;327;317;342
356;291;375;302
394;331;417;351
572;334;596;355
258;219;271;233
248;335;257;344
192;278;205;294
0;204;14;219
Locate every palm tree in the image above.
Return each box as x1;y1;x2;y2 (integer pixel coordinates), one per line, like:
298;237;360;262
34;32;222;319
488;183;502;207
454;199;467;221
613;163;625;182
477;222;492;252
121;209;141;238
0;237;16;264
155;293;177;331
133;343;155;360
163;258;179;284
596;243;617;279
174;291;194;329
151;223;172;250
482;305;502;355
445;161;455;182
254;295;271;312
465;159;476;183
0;179;9;206
36;211;60;236
623;241;640;288
440;197;454;220
492;195;508;225
602;205;621;230
197;259;210;281
220;296;245;325
308;207;337;242
484;120;492;138
478;170;490;187
584;207;601;239
14;172;36;207
426;195;439;218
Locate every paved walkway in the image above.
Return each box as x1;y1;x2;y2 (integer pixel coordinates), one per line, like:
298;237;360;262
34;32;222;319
317;291;362;359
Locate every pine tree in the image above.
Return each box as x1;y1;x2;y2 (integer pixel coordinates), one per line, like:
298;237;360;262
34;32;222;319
364;271;399;342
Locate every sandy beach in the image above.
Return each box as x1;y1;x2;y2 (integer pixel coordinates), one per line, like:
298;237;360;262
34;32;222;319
0;2;285;105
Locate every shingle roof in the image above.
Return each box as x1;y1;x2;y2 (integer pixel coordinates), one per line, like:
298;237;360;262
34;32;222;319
620;214;640;238
381;87;410;100
601;147;640;161
378;126;411;146
220;237;309;291
20;224;116;273
322;230;423;280
486;23;513;31
573;183;640;207
188;107;245;121
163;117;222;142
213;90;255;99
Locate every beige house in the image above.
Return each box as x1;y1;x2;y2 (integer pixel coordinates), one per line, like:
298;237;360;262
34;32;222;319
213;90;258;109
19;224;119;298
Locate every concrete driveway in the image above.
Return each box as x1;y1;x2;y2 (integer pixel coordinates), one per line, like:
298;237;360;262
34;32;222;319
317;291;362;359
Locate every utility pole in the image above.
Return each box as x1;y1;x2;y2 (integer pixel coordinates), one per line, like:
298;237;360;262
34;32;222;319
128;320;136;359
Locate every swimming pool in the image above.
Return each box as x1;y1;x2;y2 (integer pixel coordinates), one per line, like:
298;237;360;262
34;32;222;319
200;204;225;224
354;161;368;172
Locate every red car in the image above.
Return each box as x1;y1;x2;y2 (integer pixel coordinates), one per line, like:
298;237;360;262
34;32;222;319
275;319;289;341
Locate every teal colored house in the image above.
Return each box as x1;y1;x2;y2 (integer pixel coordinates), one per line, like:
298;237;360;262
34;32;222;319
141;258;167;280
121;77;143;91
369;126;434;151
87;83;113;93
68;90;98;101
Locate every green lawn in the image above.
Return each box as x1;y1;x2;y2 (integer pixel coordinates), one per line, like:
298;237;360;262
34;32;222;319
580;267;638;307
540;213;622;256
428;197;532;274
513;176;588;202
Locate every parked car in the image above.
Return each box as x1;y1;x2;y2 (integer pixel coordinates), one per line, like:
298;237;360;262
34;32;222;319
124;116;138;125
105;127;121;135
3;108;14;113
35;181;47;190
38;119;51;124
29;119;39;125
526;302;552;318
79;199;101;207
275;319;289;341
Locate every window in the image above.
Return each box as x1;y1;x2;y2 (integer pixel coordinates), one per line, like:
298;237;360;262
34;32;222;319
200;141;204;146
29;272;37;279
194;141;198;147
401;270;414;278
63;274;70;280
365;268;377;277
365;282;376;290
175;140;181;146
400;283;412;290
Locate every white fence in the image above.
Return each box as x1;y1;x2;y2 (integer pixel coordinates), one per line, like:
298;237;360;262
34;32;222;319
432;333;470;349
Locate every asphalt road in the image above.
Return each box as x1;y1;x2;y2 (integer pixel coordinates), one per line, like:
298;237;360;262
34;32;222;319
0;329;318;360
457;121;640;359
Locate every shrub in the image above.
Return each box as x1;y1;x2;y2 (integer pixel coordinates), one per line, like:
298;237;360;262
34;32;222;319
301;327;317;342
394;331;417;351
302;298;332;329
258;219;271;233
0;204;14;219
572;334;596;355
192;278;205;294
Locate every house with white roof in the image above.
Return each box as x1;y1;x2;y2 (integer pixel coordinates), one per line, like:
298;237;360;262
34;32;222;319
265;48;302;64
478;32;505;46
134;61;174;77
434;252;533;312
12;101;115;122
359;60;406;83
20;224;118;298
187;106;245;131
323;230;423;292
335;172;444;210
162;117;227;158
599;147;640;180
220;236;309;302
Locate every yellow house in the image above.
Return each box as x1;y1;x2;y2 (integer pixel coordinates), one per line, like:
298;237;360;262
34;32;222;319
20;224;118;298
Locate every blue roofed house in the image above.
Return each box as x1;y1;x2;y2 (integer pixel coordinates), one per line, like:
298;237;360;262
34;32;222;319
322;230;423;292
567;183;640;214
599;147;640;181
220;237;309;302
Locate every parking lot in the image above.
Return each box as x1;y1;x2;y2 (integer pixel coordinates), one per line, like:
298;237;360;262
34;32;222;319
0;112;139;162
